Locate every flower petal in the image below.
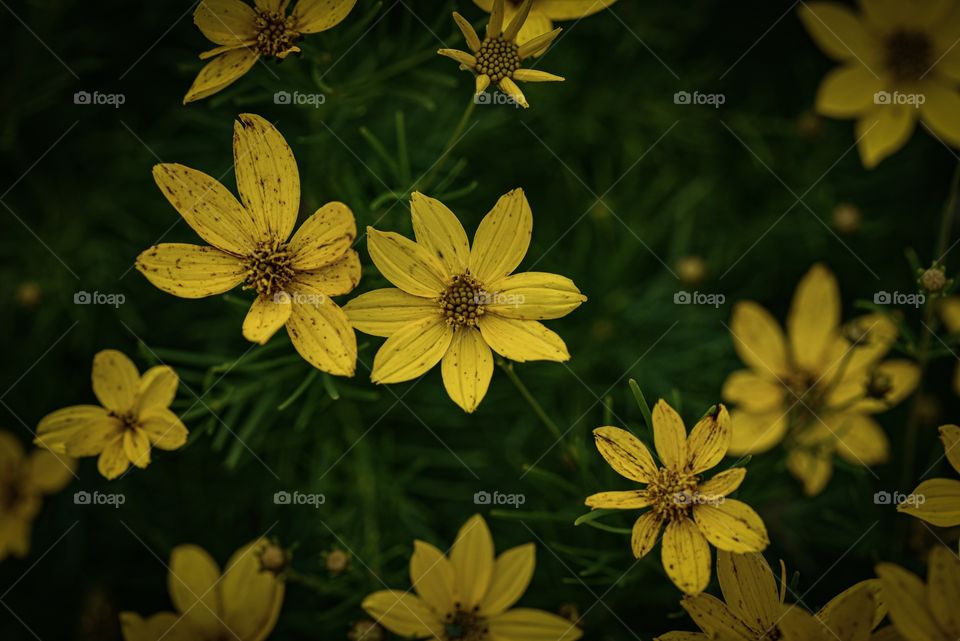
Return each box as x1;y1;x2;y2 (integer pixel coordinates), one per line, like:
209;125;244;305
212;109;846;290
829;413;889;466
441;328;494;413
716;551;781;630
815;64;885;118
183;48;259;104
798;2;881;63
93;350;140;414
291;0;357;34
288;202;356;271
687;405;731;474
291;249;362;298
485;272;586;320
220;539;285;641
139;408;189;451
488;608;583;641
680;593;755;641
940;424;960;475
513;68;565;82
410;540;456;618
920;81;960;147
453;12;482;51
592;426;658;483
137;366;179;414
136;243;245;299
468;188;533;284
855;104;918;169
585;490;652;510
478;315;570;362
693;499;769;553
480;543;535;617
721;370;785;413
450;514;494;610
24;449;74;494
876;562;943;641
371;316;453;384
242;294;292;345
97;436;130;479
846;360;920;413
653;399;688;470
786;448;834;496
698;468;746;500
194;0;257;45
730;301;789;379
897;478;960;527
788;264;841;374
632;510;664;559
123;429;152;469
927;545;960;637
169;544;223;636
410;192;470;277
362;591;443;638
343;288;438;338
498;77;530;109
537;0;618;19
367;227;448;297
662;518;711;595
119;612;197;641
728;410;788;456
286;298;357;376
36;406;120;456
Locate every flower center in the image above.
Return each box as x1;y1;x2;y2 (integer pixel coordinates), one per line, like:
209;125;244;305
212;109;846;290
438;273;489;328
1;478;25;510
885;30;933;81
243;240;295;298
646;468;700;521
109;411;139;431
784;369;823;425
475;37;521;82
443;605;488;641
254;9;299;57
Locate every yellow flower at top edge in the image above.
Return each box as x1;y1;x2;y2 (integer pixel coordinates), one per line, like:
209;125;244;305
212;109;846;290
35;350;187;480
362;514;582;641
439;0;566;109
136;113;360;377
723;264;920;496
799;0;960;168
898;424;960;527
185;0;357;103
0;430;73;560
120;538;284;641
472;0;619;56
343;189;586;413
586;401;769;594
877;545;960;641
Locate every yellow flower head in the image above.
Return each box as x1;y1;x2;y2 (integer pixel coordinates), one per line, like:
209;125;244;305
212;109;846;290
343;189;586;413
586;401;769;594
799;0;960;167
723;264;920;496
120;538;285;641
0;431;73;560
362;514;582;641
898;424;960;527
471;0;619;56
779;579;885;641
136;113;360;376
876;545;960;641
439;0;566;109
185;0;357;103
35;350;187;480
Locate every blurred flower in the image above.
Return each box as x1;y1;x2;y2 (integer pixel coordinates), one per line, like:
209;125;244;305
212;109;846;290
677;255;707;287
184;0;357;103
120;538;284;641
258;541;290;575
799;1;960;167
941;296;960;394
35;350;187;480
344;189;586;413
898;424;960;527
876;545;960;641
362;514;582;641
585;402;769;594
348;619;384;641
778;579;886;641
0;430;73;560
471;0;618;54
439;0;565;108
723;264;920;495
15;281;42;308
325;547;350;574
137;113;359;376
831;203;862;235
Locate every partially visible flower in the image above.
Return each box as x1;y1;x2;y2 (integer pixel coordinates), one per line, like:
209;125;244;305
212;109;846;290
136;113;360;376
0;430;73;560
876;545;960;641
35;350;187;480
362;514;582;641
586;401;769;594
439;0;565;108
779;579;886;641
471;0;618;54
898;424;960;527
120;538;285;641
344;189;586;413
677;255;707;287
184;0;357;103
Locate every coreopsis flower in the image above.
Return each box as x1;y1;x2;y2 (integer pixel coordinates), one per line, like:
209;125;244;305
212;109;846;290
586;401;769;594
0;431;73;560
120;538;285;641
184;0;357;103
362;514;582;641
722;264;920;496
897;424;960;527
778;579;886;641
136;113;359;376
876;545;960;641
799;1;960;168
439;0;565;108
35;350;187;480
471;0;619;55
343;189;585;413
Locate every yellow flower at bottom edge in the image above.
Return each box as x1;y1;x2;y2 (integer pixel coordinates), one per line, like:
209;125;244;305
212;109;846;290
362;514;582;641
471;0;619;55
722;263;920;496
35;349;187;480
898;424;960;527
185;0;357;103
799;1;960;167
120;538;284;641
586;401;769;594
344;189;586;413
877;545;960;641
0;430;73;560
136;113;360;377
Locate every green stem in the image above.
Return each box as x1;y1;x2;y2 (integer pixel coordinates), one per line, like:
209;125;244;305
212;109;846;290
416;96;476;192
498;361;565;444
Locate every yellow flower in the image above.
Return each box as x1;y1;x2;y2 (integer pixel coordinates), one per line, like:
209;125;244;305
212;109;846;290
586;401;769;594
362;514;582;641
343;189;585;413
722;264;920;496
876;545;960;641
799;1;960;167
35;350;187;480
940;296;960;394
136;113;359;376
185;0;357;103
438;0;566;108
120;538;284;641
471;0;619;55
897;424;960;527
0;431;73;560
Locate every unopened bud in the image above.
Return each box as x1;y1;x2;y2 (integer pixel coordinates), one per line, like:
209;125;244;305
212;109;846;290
258;542;290;575
677;256;707;287
920;266;946;293
326;548;350;575
348;619;384;641
832;203;861;235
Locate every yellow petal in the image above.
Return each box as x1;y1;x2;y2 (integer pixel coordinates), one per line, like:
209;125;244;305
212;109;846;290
291;0;356;34
367;227;448;296
686;405;731;473
512;68;565;82
680;593;756;641
592;425;658;483
136;243;245;299
653;399;688;470
939;424;960;475
438;48;477;67
287;201;356;271
233;113;300;243
36;406;120;456
410;192;470;276
513;11;553;52
242;295;292;345
453;12;482;51
819;579;886;633
488;608;583;641
485;272;586;320
815;64;885;118
25;449;75;494
220;539;285;641
477;315;569;362
410;540;455;617
856;105;918;169
537;0;618;20
786;448;834;496
97;436;130;479
780;606;833;641
480;543;535;616
286;298;357;376
123;429;152;469
517;26;562;58
788;264;840;374
498;77;529;108
450;514;494;609
442;327;494;413
119;612;195;641
847;360;920;413
817;580;876;641
193;0;257;45
798;2;881;63
693;499;769;553
476;74;491;94
585;490;652;509
139;408;189;451
830;413;889;466
183;48;259;104
136;366;179;413
93;349;140;414
716;551;781;631
662;518;712;595
876;562;943;641
0;431;22;474
722;370;785;413
920;81;960;147
371;315;453;384
468;188;532;284
362;590;443;638
488;0;505;37
728;410;788;455
897;478;960;527
291;249;362;298
730;301;789;379
503;0;533;41
343;288;438;338
862;0;953;30
631;511;664;559
169;544;224;636
941;297;960;333
927;545;960;637
698;468;746;500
